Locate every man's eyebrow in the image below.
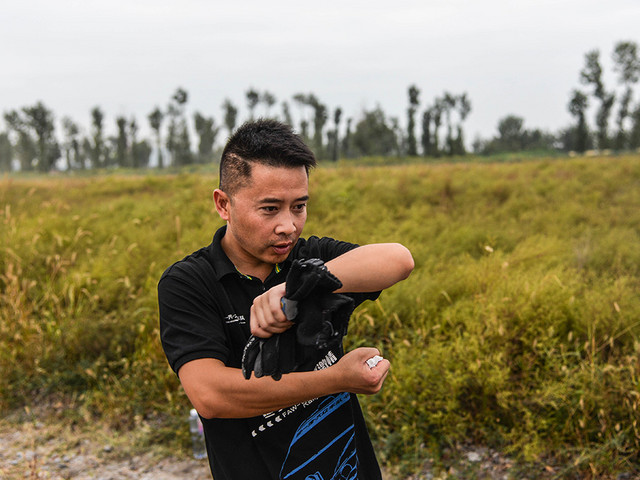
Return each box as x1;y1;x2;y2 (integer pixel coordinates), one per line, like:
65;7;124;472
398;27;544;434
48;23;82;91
257;195;309;204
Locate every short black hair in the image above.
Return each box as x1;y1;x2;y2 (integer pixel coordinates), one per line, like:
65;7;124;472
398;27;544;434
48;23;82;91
219;119;317;196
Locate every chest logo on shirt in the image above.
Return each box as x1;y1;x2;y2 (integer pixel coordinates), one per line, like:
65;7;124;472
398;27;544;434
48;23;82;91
224;314;246;325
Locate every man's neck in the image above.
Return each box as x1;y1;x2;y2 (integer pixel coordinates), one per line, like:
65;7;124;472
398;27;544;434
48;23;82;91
220;234;273;282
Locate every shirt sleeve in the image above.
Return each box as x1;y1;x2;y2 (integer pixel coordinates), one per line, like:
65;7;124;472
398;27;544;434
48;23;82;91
158;264;231;375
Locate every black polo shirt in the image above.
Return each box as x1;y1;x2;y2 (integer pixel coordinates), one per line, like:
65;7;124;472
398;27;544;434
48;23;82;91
158;226;383;479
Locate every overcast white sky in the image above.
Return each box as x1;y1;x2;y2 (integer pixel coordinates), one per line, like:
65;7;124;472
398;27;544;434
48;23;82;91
2;0;639;145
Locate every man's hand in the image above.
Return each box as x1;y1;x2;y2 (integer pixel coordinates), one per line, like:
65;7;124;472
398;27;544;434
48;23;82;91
332;347;390;395
250;283;293;338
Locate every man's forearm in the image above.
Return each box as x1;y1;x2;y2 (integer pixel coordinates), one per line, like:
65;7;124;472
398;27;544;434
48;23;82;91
204;364;338;418
326;243;414;293
180;358;343;419
179;348;389;419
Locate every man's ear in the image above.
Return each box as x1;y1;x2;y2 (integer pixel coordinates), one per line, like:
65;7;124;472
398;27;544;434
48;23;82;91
213;189;230;221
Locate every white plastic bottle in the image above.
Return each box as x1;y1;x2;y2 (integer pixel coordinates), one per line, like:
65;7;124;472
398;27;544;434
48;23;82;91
189;408;206;459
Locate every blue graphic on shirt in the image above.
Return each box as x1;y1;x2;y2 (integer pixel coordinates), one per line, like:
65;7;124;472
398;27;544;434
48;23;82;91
280;392;358;480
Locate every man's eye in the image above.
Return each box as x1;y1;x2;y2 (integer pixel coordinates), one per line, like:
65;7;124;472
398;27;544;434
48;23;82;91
293;203;307;211
261;206;278;212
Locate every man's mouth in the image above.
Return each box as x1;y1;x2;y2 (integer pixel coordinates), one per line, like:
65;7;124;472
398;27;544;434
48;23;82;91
272;242;293;256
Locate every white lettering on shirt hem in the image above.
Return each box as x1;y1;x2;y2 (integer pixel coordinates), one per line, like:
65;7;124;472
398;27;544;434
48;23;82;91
251;350;340;437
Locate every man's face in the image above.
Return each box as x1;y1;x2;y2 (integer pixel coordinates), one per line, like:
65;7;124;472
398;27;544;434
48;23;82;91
216;163;309;277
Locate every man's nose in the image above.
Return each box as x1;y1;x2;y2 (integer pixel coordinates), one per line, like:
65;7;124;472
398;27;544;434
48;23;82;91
275;212;297;235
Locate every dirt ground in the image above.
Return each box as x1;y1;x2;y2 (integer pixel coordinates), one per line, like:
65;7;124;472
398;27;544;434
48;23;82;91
0;415;527;480
0;418;211;480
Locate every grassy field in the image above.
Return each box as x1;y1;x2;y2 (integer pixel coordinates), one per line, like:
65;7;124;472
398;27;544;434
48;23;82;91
1;155;639;478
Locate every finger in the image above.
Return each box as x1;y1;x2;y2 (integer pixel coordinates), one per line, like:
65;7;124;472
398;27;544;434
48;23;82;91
250;305;273;338
368;362;390;392
251;311;292;337
375;368;389;390
253;325;272;338
263;323;291;335
374;359;391;376
267;296;288;324
255;293;287;328
273;319;294;330
353;346;380;359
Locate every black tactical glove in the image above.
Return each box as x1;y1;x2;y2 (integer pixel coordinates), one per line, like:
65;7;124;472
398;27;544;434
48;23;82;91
284;258;354;349
241;327;298;381
241;258;355;380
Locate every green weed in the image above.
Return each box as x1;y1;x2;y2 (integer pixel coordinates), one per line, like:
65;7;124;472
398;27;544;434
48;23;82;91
1;155;639;477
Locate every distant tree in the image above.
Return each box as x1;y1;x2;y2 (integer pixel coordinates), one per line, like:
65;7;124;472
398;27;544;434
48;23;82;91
61;117;83;170
330;107;342;162
166;87;192;166
419;92;471;157
261;91;277;118
175;127;192;166
281;101;293;127
596;93;616;150
389;117;404;156
431;98;445;157
614;90;633;150
352;107;398;157
568;90;590;152
129;118;139;168
127;118;145;168
246;88;260;119
300;120;309;141
453;93;472;155
612;41;640;150
292;93;307;115
132;139;152;169
87;106;107;169
406;85;420;156
472;135;484;154
497;115;525;151
342;117;353;158
613;40;640;86
221;98;238;137
292;93;311;141
480;115;556;154
580;49;615;149
421;108;432;157
308;95;328;158
522;128;557;151
148;107;164;168
629;104;640;149
442;92;458;155
0;131;13;172
194;112;220;163
115;116;129;168
173;88;188;105
22;102;60;171
4;110;36;171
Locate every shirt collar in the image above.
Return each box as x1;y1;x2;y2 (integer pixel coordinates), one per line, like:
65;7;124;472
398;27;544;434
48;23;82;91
209;225;292;281
209;225;237;280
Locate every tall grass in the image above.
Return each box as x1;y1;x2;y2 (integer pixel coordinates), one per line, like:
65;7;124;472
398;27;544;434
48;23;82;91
1;156;639;477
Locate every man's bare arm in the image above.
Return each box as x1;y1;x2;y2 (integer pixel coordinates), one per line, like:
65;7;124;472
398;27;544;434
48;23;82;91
326;243;414;293
178;347;389;419
249;243;414;338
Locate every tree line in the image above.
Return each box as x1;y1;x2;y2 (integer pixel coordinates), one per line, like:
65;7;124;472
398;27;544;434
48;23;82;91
0;83;477;174
1;40;638;173
477;40;640;155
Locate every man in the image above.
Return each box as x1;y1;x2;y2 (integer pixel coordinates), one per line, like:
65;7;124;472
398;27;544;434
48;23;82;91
158;119;414;479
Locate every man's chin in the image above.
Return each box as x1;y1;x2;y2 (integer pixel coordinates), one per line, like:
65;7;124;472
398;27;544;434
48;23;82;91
270;251;291;264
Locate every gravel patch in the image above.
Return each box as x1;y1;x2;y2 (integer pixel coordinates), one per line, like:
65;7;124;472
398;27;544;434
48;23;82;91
0;419;210;480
